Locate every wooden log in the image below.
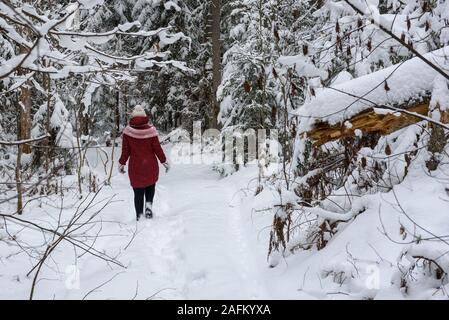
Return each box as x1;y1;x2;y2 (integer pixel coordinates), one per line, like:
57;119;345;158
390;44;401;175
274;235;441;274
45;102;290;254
304;102;433;146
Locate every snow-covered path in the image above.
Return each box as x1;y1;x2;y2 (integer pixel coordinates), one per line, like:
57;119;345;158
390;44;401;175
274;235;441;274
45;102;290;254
157;163;269;299
5;141;448;300
0;145;275;300
70;157;270;299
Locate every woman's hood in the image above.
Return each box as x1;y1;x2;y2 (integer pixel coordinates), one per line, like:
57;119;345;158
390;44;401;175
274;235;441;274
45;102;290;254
123;116;158;139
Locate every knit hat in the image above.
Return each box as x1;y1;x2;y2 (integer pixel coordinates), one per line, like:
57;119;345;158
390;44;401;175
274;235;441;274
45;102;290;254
131;105;146;118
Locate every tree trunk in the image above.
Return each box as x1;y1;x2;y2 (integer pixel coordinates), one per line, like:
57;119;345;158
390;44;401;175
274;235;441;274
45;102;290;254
14;24;32;214
44;72;53;174
121;83;128;128
210;0;222;129
18;25;32;154
114;89;121;139
79;112;89;137
15;86;27;214
18;78;32;154
106;88;123;185
15;139;23;215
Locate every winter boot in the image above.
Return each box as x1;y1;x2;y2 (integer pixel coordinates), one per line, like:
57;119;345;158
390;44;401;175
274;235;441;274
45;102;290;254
145;202;153;219
136;212;143;221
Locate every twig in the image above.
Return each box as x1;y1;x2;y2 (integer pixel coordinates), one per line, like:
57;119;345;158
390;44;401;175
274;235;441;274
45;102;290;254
82;271;125;300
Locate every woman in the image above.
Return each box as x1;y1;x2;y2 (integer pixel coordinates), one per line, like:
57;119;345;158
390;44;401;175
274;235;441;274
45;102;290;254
118;105;169;221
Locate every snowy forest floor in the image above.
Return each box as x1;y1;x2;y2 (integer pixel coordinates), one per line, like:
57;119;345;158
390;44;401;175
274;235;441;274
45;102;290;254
2;140;449;299
0;143;281;299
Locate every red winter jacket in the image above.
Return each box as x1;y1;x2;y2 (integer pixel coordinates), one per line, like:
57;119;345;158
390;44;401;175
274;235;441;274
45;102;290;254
119;116;167;188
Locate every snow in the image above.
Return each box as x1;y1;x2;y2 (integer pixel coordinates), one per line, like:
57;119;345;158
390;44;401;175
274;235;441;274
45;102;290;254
0;144;268;299
430;75;449;114
278;54;327;79
0;54;26;79
118;21;141;32
297;46;449;134
260;162;449;299
0;0;188;88
1;135;449;299
50;96;75;148
158;30;191;48
164;1;181;12
230;24;246;40
0;17;31;48
82;82;101;112
78;0;104;9
332;71;353;85
0;136;449;299
2;0;449;301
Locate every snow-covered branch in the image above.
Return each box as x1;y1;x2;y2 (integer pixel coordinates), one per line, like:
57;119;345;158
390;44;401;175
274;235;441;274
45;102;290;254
0;1;189;84
343;0;449;81
52;25;171;38
0;134;50;146
307;207;355;222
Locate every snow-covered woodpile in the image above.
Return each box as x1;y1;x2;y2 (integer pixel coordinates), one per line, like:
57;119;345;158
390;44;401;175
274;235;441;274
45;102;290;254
298;47;449;145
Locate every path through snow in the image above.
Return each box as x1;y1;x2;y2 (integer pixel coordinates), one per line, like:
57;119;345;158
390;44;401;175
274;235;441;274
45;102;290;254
5;141;445;300
71;153;271;299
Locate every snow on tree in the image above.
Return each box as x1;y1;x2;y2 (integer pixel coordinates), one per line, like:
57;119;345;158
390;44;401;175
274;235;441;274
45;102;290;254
0;0;190;203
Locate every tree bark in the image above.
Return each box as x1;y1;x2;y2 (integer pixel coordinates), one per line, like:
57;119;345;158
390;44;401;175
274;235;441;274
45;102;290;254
18;86;32;154
17;24;32;154
44;72;53;174
15;140;23;215
210;0;222;129
114;89;121;138
14;23;32;214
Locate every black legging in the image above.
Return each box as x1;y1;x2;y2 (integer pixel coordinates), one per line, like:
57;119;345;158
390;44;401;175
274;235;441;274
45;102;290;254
133;184;155;216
